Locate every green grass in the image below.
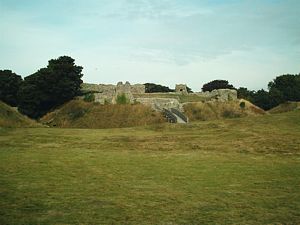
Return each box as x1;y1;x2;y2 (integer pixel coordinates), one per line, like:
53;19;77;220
1;111;300;224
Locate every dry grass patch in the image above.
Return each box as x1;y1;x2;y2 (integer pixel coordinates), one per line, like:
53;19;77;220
0;101;41;128
184;100;265;121
41;100;165;129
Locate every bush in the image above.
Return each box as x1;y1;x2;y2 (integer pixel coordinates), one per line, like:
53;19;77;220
239;102;246;109
116;94;129;104
83;93;95;102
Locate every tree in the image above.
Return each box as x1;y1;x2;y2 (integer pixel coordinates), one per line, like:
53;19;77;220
268;74;300;102
237;87;255;102
144;83;174;93
0;70;23;106
252;89;272;110
18;56;83;118
186;86;193;93
202;80;235;92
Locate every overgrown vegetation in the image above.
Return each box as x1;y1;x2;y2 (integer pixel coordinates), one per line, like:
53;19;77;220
83;93;95;102
116;94;129;104
40;100;165;128
1;111;300;224
0;101;41;128
183;100;265;121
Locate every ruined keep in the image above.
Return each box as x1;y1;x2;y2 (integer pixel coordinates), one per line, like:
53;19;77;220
175;84;188;95
81;82;145;104
81;82;237;112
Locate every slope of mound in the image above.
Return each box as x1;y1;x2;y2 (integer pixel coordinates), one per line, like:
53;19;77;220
269;101;300;114
40;100;165;129
0;101;41;128
183;99;265;121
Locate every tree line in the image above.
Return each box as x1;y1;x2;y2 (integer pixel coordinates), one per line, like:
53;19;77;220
0;56;83;118
200;77;300;110
0;55;299;118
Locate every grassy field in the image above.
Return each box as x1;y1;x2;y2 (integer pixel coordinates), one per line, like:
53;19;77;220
1;111;300;224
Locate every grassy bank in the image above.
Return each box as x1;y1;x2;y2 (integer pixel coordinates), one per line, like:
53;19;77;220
1;111;300;224
0;101;41;128
40;100;165;129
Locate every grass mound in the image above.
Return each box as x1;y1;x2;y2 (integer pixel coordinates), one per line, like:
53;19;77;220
183;99;265;121
269;101;300;114
0;101;41;128
40;100;165;129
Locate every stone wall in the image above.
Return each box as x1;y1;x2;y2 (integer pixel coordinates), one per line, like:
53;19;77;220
135;98;182;111
81;83;237;109
194;89;237;102
81;82;145;104
131;84;146;94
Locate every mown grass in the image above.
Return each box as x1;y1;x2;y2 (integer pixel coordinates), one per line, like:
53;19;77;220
1;111;300;224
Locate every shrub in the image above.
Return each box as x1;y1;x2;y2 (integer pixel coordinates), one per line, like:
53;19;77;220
116;94;129;104
83;93;95;102
239;101;246;109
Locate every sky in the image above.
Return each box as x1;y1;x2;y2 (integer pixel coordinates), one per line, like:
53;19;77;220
0;0;299;91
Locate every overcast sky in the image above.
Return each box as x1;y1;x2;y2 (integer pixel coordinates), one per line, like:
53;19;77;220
0;0;299;91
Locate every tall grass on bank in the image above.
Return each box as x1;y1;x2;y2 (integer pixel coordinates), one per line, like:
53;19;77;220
0;101;41;128
41;100;165;129
184;100;265;121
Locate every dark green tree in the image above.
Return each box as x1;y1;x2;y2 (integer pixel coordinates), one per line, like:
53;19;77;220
268;74;300;102
186;86;193;93
18;56;83;118
237;87;255;102
0;70;23;106
251;89;272;110
144;83;174;93
202;80;235;92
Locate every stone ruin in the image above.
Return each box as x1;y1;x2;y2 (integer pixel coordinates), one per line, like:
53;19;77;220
175;84;188;95
81;82;237;111
195;89;237;102
81;82;145;104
